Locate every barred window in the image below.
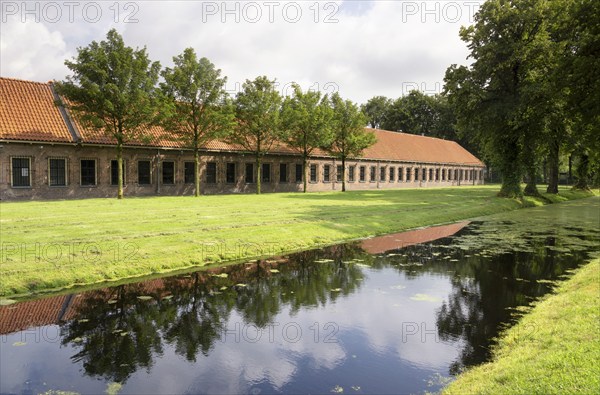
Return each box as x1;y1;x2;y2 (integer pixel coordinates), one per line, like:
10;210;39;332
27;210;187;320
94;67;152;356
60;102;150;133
163;161;175;184
310;164;317;182
110;160;126;186
12;157;31;187
206;162;217;184
138;161;151;185
262;163;271;183
279;163;288;183
323;165;331;182
226;163;236;184
245;163;254;183
80;159;96;186
184;162;195;184
348;165;356;182
49;158;66;187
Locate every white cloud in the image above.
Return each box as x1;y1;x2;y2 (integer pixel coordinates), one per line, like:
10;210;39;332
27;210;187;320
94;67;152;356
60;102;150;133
0;19;70;81
0;0;482;102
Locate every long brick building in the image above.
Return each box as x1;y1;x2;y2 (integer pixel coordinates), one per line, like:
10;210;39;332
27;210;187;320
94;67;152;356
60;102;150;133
0;77;485;200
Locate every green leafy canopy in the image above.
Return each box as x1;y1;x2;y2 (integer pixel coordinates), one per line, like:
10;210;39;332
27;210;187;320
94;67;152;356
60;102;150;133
55;29;160;144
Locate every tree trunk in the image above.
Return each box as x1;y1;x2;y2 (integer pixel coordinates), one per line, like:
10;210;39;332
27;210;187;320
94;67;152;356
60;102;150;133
498;140;522;198
568;154;573;185
341;156;346;192
499;172;522;197
546;138;559;194
117;143;124;199
194;147;200;197
523;137;539;197
573;152;590;190
524;167;539;196
256;154;261;194
302;154;307;193
542;160;547;184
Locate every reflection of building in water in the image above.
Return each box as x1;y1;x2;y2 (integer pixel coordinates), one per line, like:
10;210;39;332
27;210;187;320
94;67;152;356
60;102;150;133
0;293;80;335
360;221;469;254
0;262;274;335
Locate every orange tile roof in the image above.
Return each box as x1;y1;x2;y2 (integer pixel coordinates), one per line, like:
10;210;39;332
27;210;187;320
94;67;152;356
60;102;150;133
0;77;74;142
363;128;484;166
0;77;483;166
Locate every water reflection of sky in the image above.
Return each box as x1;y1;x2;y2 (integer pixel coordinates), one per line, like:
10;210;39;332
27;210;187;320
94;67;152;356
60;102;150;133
0;268;460;395
109;273;455;394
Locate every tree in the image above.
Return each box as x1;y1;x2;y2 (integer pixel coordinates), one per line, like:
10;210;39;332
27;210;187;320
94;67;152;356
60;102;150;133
361;96;391;129
444;0;552;198
543;103;571;194
325;93;376;192
228;76;283;194
378;91;461;142
281;84;333;192
55;29;160;199
382;91;436;135
160;48;235;197
555;0;600;190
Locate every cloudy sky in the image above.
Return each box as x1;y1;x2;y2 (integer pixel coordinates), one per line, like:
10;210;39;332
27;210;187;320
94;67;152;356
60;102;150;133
1;0;484;103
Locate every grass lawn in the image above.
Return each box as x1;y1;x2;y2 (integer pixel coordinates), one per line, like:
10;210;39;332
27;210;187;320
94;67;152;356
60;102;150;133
0;185;595;297
443;258;600;394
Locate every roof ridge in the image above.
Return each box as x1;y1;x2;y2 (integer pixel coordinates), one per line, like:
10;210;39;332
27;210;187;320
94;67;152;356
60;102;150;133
0;76;52;85
366;127;451;143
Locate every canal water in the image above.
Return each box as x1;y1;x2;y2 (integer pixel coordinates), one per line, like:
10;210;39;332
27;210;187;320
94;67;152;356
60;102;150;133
1;197;598;394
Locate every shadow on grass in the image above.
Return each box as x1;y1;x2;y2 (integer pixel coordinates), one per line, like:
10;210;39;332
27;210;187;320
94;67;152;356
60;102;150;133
280;186;498;202
274;187;510;240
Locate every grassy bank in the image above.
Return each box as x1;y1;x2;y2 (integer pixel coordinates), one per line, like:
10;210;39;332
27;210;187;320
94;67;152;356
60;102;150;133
0;185;594;297
444;258;600;394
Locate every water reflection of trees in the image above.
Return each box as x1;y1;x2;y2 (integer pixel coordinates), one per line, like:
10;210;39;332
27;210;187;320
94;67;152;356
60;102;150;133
60;244;366;384
372;233;590;375
61;284;165;383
